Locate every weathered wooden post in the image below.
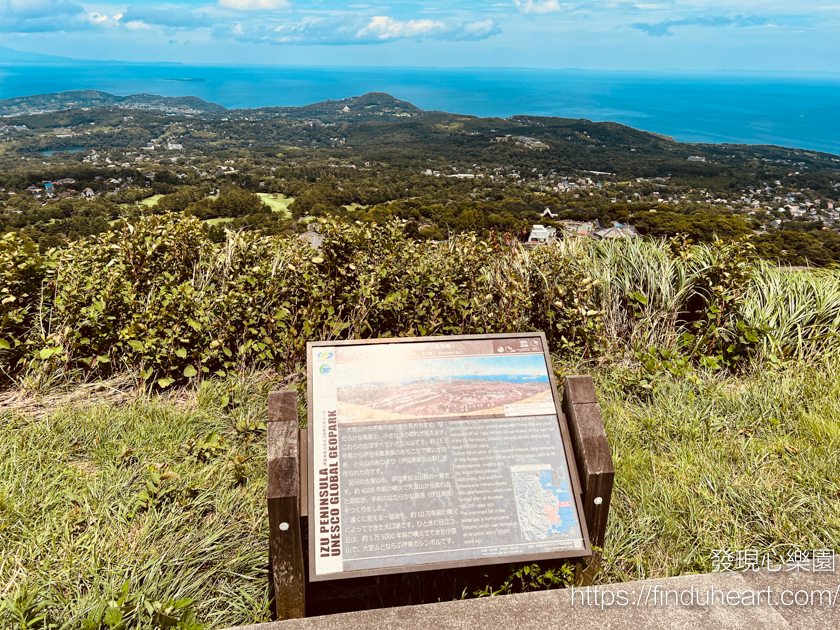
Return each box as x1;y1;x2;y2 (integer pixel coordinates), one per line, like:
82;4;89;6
267;390;306;619
562;375;614;548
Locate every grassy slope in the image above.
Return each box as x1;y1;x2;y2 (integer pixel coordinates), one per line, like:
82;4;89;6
140;195;165;208
597;361;840;581
2;361;838;628
255;193;293;217
0;378;275;629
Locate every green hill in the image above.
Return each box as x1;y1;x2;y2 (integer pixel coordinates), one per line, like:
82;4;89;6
234;91;423;123
0;89;227;117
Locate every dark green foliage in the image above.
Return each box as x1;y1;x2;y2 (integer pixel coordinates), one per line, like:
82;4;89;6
0;215;601;383
0;233;47;373
474;563;575;597
754;229;840;266
155;188;206;214
5;215;835;388
632;209;750;242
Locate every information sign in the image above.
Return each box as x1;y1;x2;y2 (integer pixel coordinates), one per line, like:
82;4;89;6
307;333;590;581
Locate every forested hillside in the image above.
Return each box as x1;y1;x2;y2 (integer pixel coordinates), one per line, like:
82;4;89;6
0;91;838;264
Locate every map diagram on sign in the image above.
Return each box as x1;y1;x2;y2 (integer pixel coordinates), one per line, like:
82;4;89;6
511;464;577;542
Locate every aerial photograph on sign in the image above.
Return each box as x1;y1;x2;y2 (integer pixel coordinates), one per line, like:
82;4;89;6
335;353;553;423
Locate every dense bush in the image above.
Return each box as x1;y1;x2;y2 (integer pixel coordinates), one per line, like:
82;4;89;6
0;232;48;375
2;216;840;387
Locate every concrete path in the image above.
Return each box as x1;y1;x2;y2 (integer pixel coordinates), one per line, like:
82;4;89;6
225;558;839;630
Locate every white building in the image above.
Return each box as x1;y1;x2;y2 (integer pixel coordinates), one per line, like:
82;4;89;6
528;224;556;242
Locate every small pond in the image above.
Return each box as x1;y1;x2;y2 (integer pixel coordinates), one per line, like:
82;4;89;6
40;147;89;156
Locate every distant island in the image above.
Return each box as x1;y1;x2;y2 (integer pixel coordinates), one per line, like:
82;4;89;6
0;89;226;117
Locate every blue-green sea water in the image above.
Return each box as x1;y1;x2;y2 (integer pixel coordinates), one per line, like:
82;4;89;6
1;64;838;154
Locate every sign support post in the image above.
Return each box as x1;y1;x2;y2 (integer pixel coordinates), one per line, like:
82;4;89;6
561;376;614;548
267;390;306;620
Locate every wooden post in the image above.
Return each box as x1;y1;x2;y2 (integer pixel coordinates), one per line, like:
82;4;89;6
267;391;306;619
562;376;614;549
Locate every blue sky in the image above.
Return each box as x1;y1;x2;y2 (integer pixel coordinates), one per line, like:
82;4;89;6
0;1;838;71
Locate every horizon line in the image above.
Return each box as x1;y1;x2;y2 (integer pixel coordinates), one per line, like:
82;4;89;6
1;58;839;78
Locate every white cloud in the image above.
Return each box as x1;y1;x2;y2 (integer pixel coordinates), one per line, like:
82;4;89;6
514;0;564;14
356;16;501;42
89;12;122;27
459;19;498;40
121;7;212;29
217;0;292;10
214;14;500;45
0;0;100;32
632;14;770;36
357;16;449;40
124;20;153;30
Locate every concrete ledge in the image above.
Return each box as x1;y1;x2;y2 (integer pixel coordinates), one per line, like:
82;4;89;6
224;558;840;630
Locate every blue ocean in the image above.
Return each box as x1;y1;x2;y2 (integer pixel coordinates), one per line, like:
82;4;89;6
1;64;838;154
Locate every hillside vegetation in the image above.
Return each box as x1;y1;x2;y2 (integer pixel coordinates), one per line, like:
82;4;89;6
2;216;839;388
2;92;838;266
2;219;840;628
0;90;226;117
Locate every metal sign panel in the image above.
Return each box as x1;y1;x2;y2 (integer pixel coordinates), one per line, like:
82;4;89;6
307;333;591;581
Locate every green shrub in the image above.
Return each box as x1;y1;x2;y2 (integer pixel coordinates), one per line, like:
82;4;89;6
2;216;840;387
0;232;48;375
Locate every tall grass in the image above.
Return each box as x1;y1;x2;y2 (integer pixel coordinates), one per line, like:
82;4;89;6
0;377;275;629
598;359;840;581
583;237;694;353
2;361;838;627
741;261;840;362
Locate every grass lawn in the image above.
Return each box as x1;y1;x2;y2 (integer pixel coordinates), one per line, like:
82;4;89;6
204;217;234;226
0;376;275;629
140;195;165;208
256;194;293;218
596;361;840;581
1;361;838;627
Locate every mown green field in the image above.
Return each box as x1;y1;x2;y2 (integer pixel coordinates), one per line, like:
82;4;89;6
255;193;293;217
140;194;165;208
119;193;292;226
203;217;233;226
